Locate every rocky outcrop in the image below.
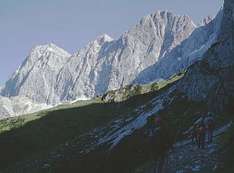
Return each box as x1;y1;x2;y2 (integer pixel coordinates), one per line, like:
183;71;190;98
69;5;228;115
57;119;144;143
1;44;71;105
134;11;223;84
177;0;234;112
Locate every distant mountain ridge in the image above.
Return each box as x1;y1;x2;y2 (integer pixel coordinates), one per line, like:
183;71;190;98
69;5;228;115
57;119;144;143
0;10;222;118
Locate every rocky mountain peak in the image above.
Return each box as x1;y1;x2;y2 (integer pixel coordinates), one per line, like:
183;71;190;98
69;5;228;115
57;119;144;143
139;10;196;32
30;43;71;59
202;16;213;25
219;0;234;38
96;34;113;44
75;34;114;56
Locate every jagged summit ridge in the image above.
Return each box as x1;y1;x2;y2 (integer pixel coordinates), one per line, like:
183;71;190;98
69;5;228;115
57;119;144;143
1;43;71;104
134;10;223;84
27;43;71;63
33;43;71;55
55;10;198;101
96;34;113;43
0;10;222;117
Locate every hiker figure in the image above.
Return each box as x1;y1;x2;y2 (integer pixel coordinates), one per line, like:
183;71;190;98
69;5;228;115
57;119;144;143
191;125;199;145
146;116;157;137
197;123;206;149
205;112;215;144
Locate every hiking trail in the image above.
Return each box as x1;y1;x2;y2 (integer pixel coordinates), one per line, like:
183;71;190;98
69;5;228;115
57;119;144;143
136;122;232;173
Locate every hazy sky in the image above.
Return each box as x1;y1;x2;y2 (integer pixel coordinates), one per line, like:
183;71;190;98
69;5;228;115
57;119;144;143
0;0;223;84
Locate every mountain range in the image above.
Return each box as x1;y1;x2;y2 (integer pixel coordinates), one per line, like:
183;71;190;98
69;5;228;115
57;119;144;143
0;10;222;118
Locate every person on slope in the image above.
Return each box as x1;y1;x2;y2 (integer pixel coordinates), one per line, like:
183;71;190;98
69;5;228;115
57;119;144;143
197;123;206;149
191;125;199;145
205;112;215;144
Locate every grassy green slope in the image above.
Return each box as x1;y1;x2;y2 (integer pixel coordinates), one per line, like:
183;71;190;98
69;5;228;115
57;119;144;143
102;71;185;102
0;83;171;171
0;68;232;173
0;71;185;134
0;98;103;133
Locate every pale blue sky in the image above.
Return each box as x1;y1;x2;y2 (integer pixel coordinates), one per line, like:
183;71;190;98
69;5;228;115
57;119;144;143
0;0;223;84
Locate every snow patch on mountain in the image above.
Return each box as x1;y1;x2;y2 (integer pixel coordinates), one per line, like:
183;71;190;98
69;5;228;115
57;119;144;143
97;86;176;148
104;101;163;148
0;96;51;119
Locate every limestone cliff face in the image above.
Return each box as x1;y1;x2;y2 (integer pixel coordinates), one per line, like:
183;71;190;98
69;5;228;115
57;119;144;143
1;11;221;106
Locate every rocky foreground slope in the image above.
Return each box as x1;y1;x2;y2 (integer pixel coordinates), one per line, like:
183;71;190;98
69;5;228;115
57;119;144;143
177;0;234;112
